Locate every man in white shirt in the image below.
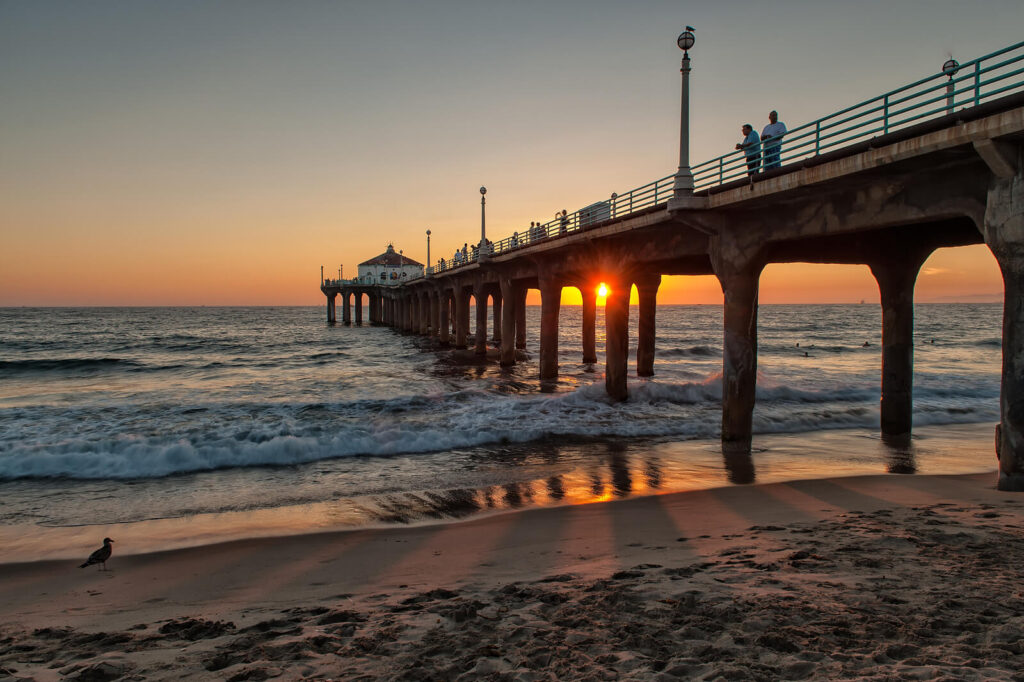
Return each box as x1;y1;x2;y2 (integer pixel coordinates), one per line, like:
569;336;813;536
735;123;761;177
761;110;787;169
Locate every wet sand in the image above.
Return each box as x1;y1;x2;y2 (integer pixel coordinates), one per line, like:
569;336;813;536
2;471;1024;681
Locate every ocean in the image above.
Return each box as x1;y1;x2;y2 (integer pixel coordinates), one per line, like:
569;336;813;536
0;304;1002;562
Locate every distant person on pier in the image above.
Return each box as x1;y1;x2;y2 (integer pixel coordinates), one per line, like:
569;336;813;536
761;110;787;169
511;231;519;248
736;123;761;177
558;209;568;235
462;243;468;259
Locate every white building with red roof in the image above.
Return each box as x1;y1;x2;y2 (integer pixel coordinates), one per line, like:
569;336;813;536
356;244;423;285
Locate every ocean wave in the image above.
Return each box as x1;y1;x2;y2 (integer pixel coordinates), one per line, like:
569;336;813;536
0;375;998;480
658;345;719;358
0;358;143;374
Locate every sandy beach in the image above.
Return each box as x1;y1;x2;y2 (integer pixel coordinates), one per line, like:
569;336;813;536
3;471;1024;681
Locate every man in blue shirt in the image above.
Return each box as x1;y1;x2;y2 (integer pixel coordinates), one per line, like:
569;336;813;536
761;110;787;169
735;123;761;177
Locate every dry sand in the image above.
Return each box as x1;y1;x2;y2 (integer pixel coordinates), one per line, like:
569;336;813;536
2;471;1024;681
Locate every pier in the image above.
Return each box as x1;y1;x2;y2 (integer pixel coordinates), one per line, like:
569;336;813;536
323;40;1024;490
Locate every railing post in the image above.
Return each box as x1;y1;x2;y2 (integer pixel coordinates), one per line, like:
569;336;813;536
719;157;723;184
883;94;889;135
974;61;981;106
815;121;821;155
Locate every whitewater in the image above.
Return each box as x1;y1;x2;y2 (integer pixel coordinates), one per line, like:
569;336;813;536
0;304;1003;559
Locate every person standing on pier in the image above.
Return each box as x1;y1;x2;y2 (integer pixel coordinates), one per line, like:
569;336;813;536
761;110;787;169
736;123;761;177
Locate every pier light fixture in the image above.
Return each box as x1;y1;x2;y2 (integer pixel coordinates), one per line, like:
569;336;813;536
677;26;695;54
942;58;960;79
672;26;696;199
426;229;431;276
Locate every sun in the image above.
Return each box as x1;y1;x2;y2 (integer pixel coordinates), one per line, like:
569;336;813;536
596;283;609;298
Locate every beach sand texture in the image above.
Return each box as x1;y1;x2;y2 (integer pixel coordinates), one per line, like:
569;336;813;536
2;472;1023;681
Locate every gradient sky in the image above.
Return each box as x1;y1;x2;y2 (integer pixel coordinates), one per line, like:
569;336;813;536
2;0;1021;306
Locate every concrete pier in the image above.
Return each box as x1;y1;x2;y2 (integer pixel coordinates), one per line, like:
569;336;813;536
515;288;527;350
869;249;930;439
716;259;762;454
983;155;1024;490
492;292;502;344
321;93;1024;485
455;288;470;349
499;279;516;367
605;278;630;401
474;288;488;355
539;277;561;379
636;274;660;377
439;292;451;345
326;292;336;324
581;286;597;364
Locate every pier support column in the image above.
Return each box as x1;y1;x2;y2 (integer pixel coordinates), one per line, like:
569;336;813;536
326;293;336;324
581;285;597;364
869;249;930;441
474;289;488;355
605;278;630;401
342;293;351;325
355;294;363;325
367;295;376;324
421;294;430;334
515;288;527;350
492;292;502;344
500;279;516;366
983;158;1024;490
713;247;763;454
636;274;661;376
539;277;561;379
455;287;470;350
430;292;440;339
439;292;451;346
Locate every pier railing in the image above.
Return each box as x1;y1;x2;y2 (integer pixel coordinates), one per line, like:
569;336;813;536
416;40;1024;278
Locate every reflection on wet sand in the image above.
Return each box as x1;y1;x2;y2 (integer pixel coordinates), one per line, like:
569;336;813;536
327;426;975;531
881;433;917;474
722;449;756;485
352;444;675;526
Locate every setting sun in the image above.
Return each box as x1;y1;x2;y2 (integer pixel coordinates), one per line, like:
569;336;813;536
597;283;609;298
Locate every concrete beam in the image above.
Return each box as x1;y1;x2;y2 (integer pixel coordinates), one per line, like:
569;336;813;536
973;139;1018;179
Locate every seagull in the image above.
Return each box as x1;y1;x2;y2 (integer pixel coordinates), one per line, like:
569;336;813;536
79;538;114;571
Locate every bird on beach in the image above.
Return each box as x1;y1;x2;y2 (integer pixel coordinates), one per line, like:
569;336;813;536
79;538;114;570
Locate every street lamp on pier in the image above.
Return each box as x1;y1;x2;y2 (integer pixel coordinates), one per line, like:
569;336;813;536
672;26;695;199
479;186;489;260
667;27;707;212
426;229;432;276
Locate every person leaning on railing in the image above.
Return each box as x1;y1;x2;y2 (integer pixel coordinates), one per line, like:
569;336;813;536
761;110;787;169
736;123;761;177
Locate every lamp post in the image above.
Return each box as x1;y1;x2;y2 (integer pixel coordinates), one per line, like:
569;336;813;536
672;26;696;199
426;229;432;276
479;186;489;259
942;58;960;115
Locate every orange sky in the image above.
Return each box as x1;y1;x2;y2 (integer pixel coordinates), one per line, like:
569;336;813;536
1;2;1017;307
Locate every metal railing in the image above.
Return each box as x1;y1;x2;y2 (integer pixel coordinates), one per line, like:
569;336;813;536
691;40;1024;189
418;40;1024;277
